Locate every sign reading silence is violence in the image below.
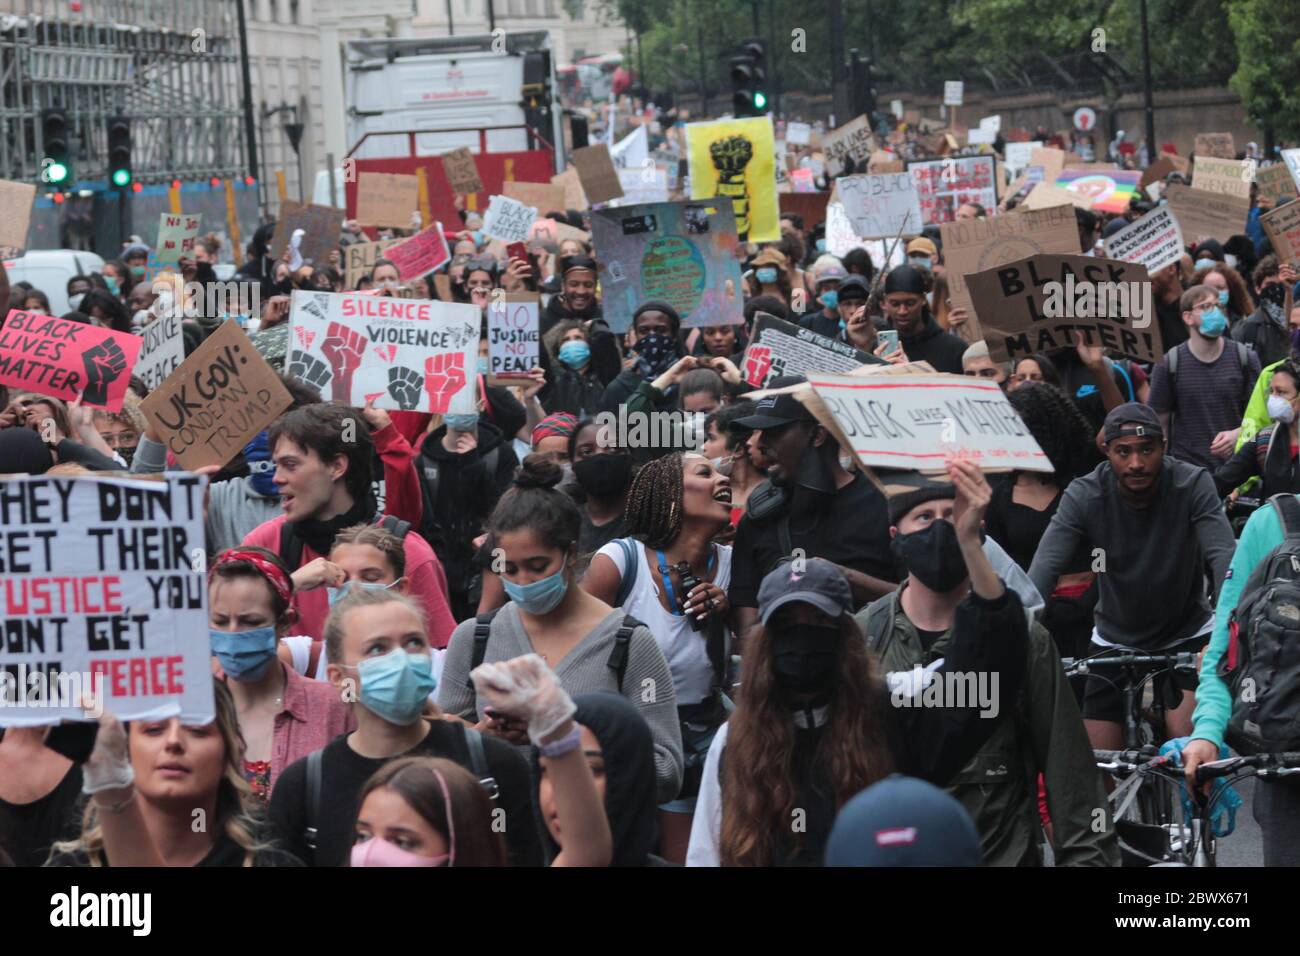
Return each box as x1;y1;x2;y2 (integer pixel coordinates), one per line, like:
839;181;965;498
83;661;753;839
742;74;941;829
0;311;141;411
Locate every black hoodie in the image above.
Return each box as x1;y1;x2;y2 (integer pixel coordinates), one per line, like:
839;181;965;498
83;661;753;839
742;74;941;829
899;310;967;374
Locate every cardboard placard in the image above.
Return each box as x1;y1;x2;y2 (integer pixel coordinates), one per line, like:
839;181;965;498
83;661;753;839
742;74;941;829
589;200;744;333
385;223;451;282
571;143;625;204
0;311;142;411
685;116;780;242
837;172;923;239
966;253;1161;365
614;166;671;206
822;114;875;177
503;180;567;216
551;168;588;211
1029;146;1066;185
0;179;36;257
1163;183;1250;243
1260;202;1300;265
1022;182;1093;211
483;195;538;244
1194;132;1235;160
943;81;964;106
132;313;186;392
1139;155;1178;189
285;291;479;414
1282;149;1300;193
1102;206;1185;275
1255;163;1299;205
0;473;214;727
1004;141;1041;175
527;218;590;254
741;313;883;388
344;239;402;289
867;150;906;174
271;202;345;266
789;167;817;193
1192;156;1256;200
442;147;484;196
939;203;1079;343
156;213;202;265
1054;168;1141;214
908;156;998;225
140;320;292;469
355;172;420;229
486;293;540;382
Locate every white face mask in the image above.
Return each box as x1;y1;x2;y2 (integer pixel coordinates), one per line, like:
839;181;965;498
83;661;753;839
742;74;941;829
1225;254;1239;270
1268;394;1296;424
68;292;85;311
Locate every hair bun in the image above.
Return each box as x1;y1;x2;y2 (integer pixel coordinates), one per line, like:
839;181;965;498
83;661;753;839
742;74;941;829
514;453;563;490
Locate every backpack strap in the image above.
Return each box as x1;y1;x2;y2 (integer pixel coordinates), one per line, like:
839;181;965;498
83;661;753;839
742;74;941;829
1112;359;1135;402
279;520;305;571
304;749;322;856
1269;494;1300;537
378;514;411;539
1234;341;1252;413
612;537;639;608
607;614;642;692
466;607;503;690
459;722;500;802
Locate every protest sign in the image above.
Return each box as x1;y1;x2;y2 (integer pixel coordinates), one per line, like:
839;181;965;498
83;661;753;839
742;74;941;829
1139;156;1178;189
385;223;451;282
486;293;540;383
741;313;882;388
1282;149;1300;193
786;122;812;146
286;290;479;414
837;172;923;239
789;167;817;193
1004;141;1041;176
1102;206;1185;274
686;116;780;242
1030;146;1066;184
132;313;185;393
868;150;906;174
1194;133;1235;160
344;238;402;289
908;156;997;225
503;180;567;215
1022;182;1092;211
140;320;292;470
0;311;141;411
155;212;202;265
822;115;875;177
483;195;538;243
966;253;1161;365
552;168;588;210
967;128;996;146
1191;157;1254;201
609;125;649;170
939;203;1079;342
442;147;484;196
527;218;590;253
0;179;36;257
0;473;214;727
943;81;964;106
1163;183;1250;242
1255;163;1298;205
571;144;625;204
614;166;671;206
590;200;744;333
1260;202;1300;265
271;203;345;266
355;172;420;229
1054;168;1140;214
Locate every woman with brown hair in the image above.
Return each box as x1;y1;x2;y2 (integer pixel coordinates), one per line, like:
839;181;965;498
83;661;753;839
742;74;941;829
745;247;792;305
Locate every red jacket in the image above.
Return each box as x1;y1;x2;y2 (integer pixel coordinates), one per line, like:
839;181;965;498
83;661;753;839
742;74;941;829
372;421;423;530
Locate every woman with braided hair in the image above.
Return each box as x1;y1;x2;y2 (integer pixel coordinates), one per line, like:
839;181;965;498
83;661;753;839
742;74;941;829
583;451;737;863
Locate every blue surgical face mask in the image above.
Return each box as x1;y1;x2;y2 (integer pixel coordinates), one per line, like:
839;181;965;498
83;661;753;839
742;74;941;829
327;579;399;606
1194;257;1216;272
243;431;277;497
1225;254;1239;270
908;256;932;272
355;648;437;726
444;413;479;433
815;238;827;253
755;266;779;284
476;356;490;375
502;565;569;615
1218;290;1230;307
1199;306;1228;338
210;626;279;682
104;275;120;296
558;339;591;369
820;290;839;310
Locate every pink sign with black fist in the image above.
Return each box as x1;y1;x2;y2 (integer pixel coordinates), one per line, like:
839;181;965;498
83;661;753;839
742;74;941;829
0;310;142;411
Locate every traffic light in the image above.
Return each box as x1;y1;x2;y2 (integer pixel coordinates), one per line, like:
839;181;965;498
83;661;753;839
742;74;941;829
41;108;72;186
849;50;889;130
107;115;131;188
730;39;768;117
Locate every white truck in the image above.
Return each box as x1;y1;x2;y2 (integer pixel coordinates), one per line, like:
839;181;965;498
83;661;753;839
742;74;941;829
344;31;567;170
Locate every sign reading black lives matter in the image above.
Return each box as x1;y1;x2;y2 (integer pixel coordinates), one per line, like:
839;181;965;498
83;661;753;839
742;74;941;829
965;253;1162;365
0;474;213;726
742;313;883;387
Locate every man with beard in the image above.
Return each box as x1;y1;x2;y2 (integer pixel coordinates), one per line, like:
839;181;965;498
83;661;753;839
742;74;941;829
541;254;601;338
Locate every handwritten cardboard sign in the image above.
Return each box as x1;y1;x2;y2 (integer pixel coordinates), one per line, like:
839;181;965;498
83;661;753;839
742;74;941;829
132;313;186;392
527;218;589;253
0;311;141;411
0;179;36;257
286;290;479;414
1191;157;1254;201
356;172;420;229
1022;182;1093;211
503;180;567;216
0;473;214;727
823;115;875;177
385;223;451;282
486;293;540;382
441;147;484;196
343;239;402;289
1255;163;1298;206
742;313;882;388
572;144;625;204
1163;183;1249;243
908;156;998;225
140;320;292;470
156;213;202;266
551;168;588;211
836;172;923;239
1194;132;1235;160
965;253;1161;365
271;202;345;266
1260;202;1300;265
1102;205;1185;275
1139;155;1178;189
483;195;538;244
1030;147;1066;185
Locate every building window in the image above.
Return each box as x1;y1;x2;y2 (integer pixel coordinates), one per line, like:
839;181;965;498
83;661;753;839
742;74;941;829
463;0;472;16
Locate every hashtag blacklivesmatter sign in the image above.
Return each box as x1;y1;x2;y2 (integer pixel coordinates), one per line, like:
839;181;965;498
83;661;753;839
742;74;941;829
0;310;142;411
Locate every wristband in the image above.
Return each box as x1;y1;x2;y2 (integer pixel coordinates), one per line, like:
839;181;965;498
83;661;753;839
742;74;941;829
537;724;582;758
93;786;137;816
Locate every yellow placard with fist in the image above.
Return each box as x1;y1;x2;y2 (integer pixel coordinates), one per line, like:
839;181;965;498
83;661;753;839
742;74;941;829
686;117;780;243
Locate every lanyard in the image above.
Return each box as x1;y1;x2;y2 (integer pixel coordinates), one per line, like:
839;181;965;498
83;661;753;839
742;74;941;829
655;548;716;617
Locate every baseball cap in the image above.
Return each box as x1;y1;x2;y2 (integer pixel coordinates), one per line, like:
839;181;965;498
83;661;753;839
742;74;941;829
838;275;870;302
757;557;854;625
825;774;984;867
814;260;848;285
905;237;937;258
1102;402;1164;445
732;375;817;430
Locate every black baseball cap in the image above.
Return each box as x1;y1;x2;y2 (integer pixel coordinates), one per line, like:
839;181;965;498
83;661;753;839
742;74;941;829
1102;402;1164;444
838;275;870;303
757;557;855;624
732;375;817;430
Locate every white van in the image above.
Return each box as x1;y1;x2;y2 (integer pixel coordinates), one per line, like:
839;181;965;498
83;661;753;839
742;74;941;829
4;249;107;316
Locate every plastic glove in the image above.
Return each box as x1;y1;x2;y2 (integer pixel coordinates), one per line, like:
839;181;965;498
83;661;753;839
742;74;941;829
1160;736;1243;837
81;710;135;795
470;653;576;746
288;229;305;271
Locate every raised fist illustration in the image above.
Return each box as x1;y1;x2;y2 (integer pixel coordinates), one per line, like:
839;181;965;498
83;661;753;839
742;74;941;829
710;135;753;180
81;339;128;406
743;346;773;387
424;352;466;414
288;353;333;391
387;366;423;411
320;321;368;403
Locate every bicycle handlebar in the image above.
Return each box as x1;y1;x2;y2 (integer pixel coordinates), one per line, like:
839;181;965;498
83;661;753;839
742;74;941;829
1063;651;1199;676
1192;752;1300;784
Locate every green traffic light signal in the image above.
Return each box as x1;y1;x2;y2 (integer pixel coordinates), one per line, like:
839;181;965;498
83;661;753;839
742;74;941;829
111;168;131;187
754;91;767;110
46;161;69;184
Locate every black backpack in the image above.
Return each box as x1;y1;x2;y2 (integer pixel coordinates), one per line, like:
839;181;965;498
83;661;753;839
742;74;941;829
278;513;411;570
1221;493;1300;754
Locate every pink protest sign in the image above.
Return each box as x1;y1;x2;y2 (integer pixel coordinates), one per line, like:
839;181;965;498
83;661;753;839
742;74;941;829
0;310;142;410
386;223;451;282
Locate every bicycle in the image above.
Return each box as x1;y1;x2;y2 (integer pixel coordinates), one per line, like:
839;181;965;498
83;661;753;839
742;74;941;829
1093;749;1300;865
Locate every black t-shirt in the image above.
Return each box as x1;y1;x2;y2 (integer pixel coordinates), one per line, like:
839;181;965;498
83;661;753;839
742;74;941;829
0;763;84;867
580;509;626;557
46;831;304;867
984;477;1065;574
267;722;543;867
729;474;895;609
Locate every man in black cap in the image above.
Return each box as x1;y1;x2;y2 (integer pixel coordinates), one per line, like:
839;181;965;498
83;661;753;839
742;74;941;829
541;253;602;336
1028;402;1235;752
727;374;896;640
881;265;967;374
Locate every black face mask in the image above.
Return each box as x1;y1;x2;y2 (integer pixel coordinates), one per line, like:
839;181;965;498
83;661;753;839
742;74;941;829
770;624;841;696
891;519;968;593
117;445;136;467
1262;283;1288;307
572;453;633;499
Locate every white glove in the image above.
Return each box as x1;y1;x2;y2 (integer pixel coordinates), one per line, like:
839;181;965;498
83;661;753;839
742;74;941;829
288;229;305;270
81;711;134;795
470;654;576;745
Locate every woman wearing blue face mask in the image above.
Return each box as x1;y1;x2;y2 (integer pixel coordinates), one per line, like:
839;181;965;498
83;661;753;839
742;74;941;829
745;248;792;305
537;318;623;418
1202;263;1250;330
438;455;685;804
208;548;354;803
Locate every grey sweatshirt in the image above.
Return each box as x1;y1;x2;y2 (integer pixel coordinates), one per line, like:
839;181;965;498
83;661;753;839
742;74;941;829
1028;457;1235;649
438;602;685;803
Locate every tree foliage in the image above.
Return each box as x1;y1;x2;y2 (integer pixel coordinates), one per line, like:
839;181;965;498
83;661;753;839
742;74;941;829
1227;0;1300;139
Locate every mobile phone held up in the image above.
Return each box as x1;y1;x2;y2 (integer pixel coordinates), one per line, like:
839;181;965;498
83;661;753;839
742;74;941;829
877;328;900;356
